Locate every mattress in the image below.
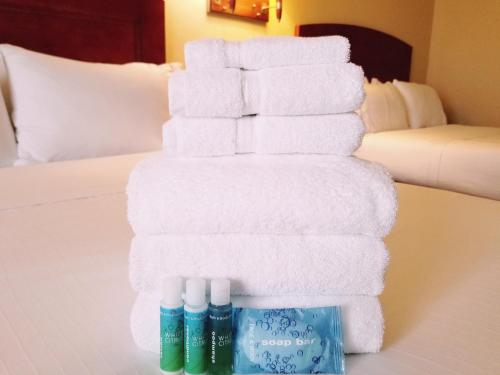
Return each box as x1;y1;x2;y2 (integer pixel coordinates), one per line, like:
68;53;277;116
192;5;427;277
355;124;500;200
0;152;499;374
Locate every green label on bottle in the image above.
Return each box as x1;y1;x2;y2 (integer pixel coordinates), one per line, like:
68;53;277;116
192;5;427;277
185;309;208;374
160;306;184;372
208;304;233;375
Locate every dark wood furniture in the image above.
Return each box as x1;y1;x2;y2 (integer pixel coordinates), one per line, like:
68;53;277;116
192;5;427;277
296;23;412;82
0;0;165;63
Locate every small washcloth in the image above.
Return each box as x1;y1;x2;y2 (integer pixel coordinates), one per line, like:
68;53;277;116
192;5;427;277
168;64;365;117
129;234;389;296
130;292;384;354
127;154;397;237
184;36;350;70
163;113;365;157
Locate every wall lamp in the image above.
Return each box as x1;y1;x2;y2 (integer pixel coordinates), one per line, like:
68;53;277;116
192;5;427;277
261;0;283;21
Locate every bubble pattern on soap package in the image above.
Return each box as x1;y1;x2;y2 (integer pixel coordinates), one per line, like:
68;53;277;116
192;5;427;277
233;307;344;374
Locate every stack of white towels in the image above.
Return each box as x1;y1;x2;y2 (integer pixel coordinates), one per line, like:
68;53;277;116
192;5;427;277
127;36;397;355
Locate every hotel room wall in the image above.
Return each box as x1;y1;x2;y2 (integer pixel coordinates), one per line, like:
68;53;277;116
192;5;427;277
165;0;435;82
426;0;500;127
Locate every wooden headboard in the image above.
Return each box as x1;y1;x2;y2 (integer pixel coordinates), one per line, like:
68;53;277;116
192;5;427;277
296;24;412;82
0;0;165;64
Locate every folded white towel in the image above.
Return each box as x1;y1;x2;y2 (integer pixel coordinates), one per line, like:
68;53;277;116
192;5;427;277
163;117;239;157
130;292;384;354
129;234;389;296
163;113;365;157
168;64;365;117
184;36;351;70
127;154;397;237
169;68;243;118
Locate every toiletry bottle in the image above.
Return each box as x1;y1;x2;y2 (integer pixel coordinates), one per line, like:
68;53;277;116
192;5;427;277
184;278;209;375
208;279;233;375
160;276;184;375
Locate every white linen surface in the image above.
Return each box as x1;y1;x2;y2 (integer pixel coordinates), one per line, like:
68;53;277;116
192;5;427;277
0;152;157;374
129;234;389;296
0;44;174;164
0;85;16;167
163;113;365;157
184;36;350;70
0;152;154;210
127;154;397;237
0;51;16;166
392;80;446;128
355;125;500;200
359;82;409;133
0;153;499;374
168;64;365;117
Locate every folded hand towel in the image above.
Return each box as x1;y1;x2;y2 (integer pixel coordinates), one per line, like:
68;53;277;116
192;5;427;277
129;234;389;296
184;36;350;70
163;113;365;157
169;68;244;118
127;154;397;237
168;64;365;117
163;117;239;157
130;291;384;354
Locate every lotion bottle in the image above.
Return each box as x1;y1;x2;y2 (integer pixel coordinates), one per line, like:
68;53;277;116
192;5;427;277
160;276;184;374
184;278;209;375
208;279;233;375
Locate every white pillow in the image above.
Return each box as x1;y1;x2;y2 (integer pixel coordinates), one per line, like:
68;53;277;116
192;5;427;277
359;82;409;133
0;53;16;167
0;44;178;164
393;80;447;128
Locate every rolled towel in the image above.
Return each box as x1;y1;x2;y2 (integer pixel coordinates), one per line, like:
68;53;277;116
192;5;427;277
129;234;389;296
184;36;350;70
168;64;365;117
127;154;397;237
163;113;365;157
130;291;384;354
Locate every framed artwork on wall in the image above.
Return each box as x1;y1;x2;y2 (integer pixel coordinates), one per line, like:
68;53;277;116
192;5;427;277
208;0;270;22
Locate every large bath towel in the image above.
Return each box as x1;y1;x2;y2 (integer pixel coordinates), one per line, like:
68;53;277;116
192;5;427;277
168;64;365;117
129;234;389;296
184;36;350;70
130;292;384;354
127;154;397;237
163;113;365;157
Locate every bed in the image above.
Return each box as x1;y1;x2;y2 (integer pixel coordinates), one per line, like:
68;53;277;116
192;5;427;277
297;24;500;201
1;154;499;374
0;8;499;375
356;125;500;200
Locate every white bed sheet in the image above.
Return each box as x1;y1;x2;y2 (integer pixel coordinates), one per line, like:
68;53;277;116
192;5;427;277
0;152;158;375
0;152;499;374
355;125;500;200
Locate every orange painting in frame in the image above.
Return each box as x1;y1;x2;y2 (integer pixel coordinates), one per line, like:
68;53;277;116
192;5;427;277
208;0;269;22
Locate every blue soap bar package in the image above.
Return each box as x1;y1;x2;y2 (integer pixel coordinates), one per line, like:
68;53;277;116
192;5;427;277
233;307;345;374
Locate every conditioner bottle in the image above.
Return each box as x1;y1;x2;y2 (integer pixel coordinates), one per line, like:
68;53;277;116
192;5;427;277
184;278;209;375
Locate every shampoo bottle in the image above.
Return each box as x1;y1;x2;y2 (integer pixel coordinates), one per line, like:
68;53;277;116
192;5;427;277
160;276;184;374
208;279;233;375
184;278;209;375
